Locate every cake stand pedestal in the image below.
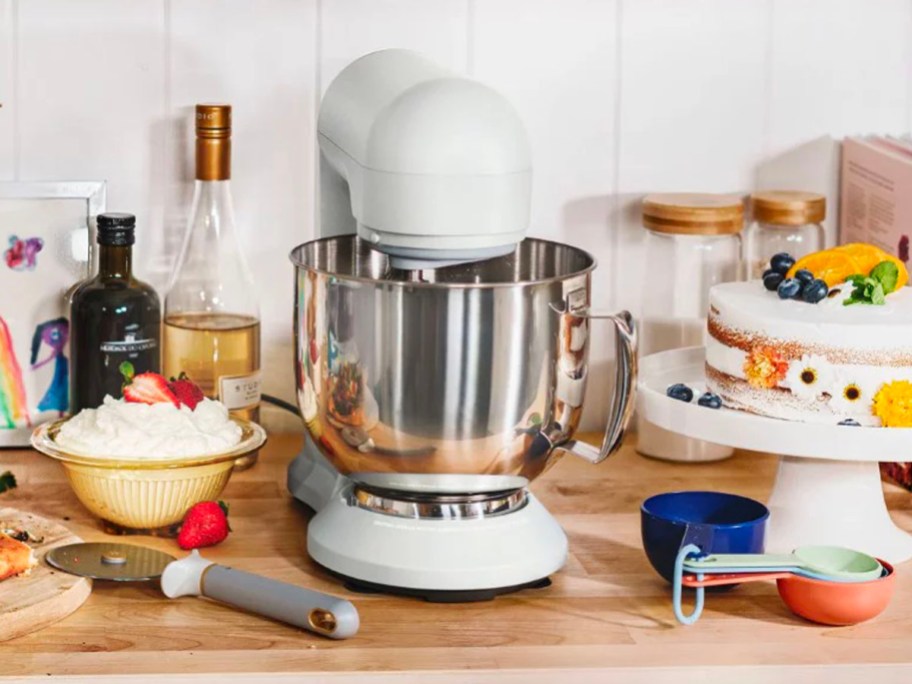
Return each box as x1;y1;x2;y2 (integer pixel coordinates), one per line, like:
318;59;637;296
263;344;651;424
637;346;912;564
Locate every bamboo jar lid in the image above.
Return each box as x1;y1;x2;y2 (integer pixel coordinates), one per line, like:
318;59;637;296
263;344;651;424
751;190;826;226
642;193;744;236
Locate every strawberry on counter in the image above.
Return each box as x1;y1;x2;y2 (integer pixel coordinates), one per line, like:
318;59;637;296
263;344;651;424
178;501;231;550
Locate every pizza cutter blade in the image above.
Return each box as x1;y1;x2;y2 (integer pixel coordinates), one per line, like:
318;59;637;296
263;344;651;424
47;543;359;639
47;542;174;581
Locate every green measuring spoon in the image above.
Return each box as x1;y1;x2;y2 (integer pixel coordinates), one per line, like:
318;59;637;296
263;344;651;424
683;545;883;582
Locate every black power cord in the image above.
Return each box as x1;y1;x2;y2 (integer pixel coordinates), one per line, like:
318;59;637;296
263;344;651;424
261;393;300;417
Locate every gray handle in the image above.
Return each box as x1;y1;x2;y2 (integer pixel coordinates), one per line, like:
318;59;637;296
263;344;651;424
202;565;359;639
559;309;638;464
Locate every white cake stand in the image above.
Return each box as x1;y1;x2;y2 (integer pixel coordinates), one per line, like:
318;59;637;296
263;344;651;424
637;346;912;564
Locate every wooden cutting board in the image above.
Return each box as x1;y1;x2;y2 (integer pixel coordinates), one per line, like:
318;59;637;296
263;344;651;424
0;508;92;642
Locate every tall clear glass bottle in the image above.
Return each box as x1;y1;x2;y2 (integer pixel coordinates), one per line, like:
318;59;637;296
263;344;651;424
164;104;261;470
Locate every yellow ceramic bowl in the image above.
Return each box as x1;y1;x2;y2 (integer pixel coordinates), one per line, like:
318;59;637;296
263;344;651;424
31;418;267;532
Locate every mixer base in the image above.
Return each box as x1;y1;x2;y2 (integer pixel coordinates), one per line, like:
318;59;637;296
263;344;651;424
288;446;568;598
306;488;568;597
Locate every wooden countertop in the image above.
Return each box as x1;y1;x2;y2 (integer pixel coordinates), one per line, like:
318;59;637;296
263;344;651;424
3;433;912;682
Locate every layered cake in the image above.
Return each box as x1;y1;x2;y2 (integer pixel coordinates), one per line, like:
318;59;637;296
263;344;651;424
705;244;912;427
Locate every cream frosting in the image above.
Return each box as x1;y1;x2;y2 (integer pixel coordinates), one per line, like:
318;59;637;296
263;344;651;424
709;281;912;350
56;395;243;459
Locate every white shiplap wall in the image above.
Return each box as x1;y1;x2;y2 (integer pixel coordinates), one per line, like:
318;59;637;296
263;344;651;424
1;0;910;430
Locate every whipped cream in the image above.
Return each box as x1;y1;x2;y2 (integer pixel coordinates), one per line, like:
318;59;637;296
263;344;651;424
56;395;243;459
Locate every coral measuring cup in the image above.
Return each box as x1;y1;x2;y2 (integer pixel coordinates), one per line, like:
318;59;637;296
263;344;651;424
775;559;895;625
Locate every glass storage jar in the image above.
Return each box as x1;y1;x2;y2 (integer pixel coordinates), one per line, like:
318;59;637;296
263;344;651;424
638;193;743;462
745;190;826;278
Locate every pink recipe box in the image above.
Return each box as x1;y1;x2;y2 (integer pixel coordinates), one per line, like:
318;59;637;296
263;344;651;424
840;136;912;263
840;136;912;490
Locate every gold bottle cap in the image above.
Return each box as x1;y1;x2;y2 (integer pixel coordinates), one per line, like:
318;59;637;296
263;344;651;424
642;193;744;236
196;104;232;137
751;190;826;226
195;104;231;181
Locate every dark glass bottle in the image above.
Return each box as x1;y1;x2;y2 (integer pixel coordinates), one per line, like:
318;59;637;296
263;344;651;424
69;213;161;412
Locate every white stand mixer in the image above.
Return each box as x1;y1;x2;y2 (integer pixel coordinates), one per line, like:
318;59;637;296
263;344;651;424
288;49;635;600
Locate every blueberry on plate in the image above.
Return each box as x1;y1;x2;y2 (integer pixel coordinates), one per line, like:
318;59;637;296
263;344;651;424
803;278;829;304
794;268;814;284
762;269;784;291
697;392;722;409
666;383;694;402
770;253;795;275
777;278;801;300
838;418;861;427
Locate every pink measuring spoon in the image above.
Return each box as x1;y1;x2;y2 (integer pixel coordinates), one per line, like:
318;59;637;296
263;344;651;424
682;571;791;588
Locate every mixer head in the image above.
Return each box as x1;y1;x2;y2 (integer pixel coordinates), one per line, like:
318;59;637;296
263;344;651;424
317;49;532;269
381;244;517;272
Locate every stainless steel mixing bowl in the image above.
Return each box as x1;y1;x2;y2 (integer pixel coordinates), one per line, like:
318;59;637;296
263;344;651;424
290;235;636;494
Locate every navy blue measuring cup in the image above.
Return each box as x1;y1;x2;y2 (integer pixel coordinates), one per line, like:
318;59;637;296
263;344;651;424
641;490;769;583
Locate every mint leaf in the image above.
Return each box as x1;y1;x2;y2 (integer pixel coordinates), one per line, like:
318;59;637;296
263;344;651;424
871;260;899;294
845;273;890;306
119;361;134;381
872;282;886;305
845;274;868;286
0;471;16;494
119;361;135;393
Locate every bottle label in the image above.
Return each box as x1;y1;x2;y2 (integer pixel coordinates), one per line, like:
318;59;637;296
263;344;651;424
100;338;158;354
218;371;262;410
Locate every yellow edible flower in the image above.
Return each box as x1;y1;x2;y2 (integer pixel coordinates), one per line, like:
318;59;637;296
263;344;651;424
872;380;912;428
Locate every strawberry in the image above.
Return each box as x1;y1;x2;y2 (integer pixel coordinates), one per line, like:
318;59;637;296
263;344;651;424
119;362;178;406
168;373;205;410
177;500;231;550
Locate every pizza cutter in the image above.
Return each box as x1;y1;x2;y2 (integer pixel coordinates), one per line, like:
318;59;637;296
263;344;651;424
46;542;359;639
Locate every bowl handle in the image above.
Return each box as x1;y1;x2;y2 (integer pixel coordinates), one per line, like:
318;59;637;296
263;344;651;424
557;309;638;464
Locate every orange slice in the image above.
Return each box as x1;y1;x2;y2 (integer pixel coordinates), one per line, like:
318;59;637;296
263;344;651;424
787;250;862;288
833;243;888;272
834;243;908;289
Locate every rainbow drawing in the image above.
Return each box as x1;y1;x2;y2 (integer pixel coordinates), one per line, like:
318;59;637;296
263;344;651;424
0;315;30;429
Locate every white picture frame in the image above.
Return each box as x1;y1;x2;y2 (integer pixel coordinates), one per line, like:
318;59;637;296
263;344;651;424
0;181;106;447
